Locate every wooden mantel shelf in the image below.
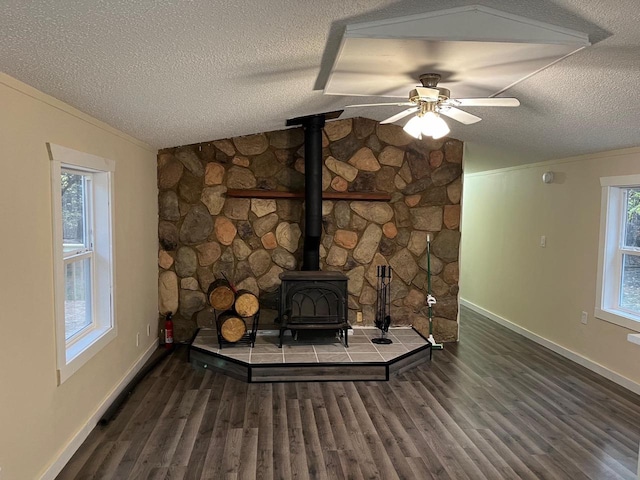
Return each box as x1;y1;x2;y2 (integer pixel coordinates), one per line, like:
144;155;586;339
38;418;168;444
226;189;391;201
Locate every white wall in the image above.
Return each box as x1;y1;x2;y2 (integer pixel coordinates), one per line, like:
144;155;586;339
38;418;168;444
0;73;158;479
461;146;640;388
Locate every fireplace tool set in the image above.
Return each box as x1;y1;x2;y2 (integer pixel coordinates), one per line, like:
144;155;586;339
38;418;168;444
373;265;393;344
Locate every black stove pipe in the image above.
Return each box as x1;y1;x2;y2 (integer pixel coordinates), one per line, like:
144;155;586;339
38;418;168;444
286;111;343;271
301;115;324;270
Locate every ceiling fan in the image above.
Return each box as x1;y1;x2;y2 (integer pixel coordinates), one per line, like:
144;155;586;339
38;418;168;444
344;73;520;140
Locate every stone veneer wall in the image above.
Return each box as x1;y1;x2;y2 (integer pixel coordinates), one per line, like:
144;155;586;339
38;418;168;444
157;118;462;342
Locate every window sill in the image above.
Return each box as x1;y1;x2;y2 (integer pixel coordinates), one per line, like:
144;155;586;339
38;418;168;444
595;308;640;333
628;334;640;346
58;327;116;384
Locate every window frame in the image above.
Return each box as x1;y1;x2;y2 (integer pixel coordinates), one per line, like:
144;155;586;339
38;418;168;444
595;174;640;332
49;143;116;384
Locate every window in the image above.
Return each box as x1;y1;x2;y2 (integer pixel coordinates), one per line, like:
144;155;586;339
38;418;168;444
596;174;640;332
62;170;94;339
49;143;116;384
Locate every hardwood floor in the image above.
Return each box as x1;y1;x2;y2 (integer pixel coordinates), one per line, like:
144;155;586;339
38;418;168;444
57;306;640;479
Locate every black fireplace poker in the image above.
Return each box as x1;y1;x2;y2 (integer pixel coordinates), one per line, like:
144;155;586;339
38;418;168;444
286;110;343;271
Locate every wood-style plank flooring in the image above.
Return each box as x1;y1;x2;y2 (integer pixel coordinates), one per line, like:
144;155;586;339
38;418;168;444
58;307;640;479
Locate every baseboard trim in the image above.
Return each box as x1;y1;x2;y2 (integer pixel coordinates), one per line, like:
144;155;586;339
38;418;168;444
40;339;159;480
460;298;640;396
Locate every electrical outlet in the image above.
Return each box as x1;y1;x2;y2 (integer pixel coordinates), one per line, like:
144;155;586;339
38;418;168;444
356;312;363;323
136;332;140;347
581;311;588;325
146;324;151;336
540;235;546;248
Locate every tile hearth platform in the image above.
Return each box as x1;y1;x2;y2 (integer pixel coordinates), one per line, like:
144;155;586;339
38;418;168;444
189;327;432;382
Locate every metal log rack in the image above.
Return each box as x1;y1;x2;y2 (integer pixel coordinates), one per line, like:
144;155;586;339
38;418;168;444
213;308;260;349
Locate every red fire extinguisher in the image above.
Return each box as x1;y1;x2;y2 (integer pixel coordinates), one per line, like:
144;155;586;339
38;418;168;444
165;312;174;350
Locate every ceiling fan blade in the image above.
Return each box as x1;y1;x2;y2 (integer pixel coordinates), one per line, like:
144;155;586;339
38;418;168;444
380;107;419;125
344;102;414;108
439;107;482;125
454;98;520;107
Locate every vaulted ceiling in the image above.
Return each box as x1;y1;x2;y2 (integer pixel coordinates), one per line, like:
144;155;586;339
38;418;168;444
2;1;639;169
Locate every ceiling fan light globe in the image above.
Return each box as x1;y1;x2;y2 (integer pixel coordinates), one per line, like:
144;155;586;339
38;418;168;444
430;120;450;139
431;128;449;140
403;116;424;139
421;112;450;139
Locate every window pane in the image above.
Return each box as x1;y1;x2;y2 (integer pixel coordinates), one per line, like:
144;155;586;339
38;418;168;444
620;254;640;313
61;172;87;253
623;188;640;248
65;258;92;339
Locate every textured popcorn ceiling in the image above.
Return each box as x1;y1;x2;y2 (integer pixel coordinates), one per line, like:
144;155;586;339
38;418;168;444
1;1;639;167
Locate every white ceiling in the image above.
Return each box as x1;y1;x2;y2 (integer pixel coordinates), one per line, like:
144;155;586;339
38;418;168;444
1;1;639;167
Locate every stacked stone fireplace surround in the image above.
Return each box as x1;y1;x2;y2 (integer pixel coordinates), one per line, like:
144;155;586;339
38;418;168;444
157;117;462;343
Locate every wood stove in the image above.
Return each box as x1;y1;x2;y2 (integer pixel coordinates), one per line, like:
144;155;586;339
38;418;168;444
277;111;350;347
277;271;348;347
